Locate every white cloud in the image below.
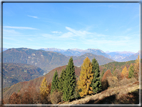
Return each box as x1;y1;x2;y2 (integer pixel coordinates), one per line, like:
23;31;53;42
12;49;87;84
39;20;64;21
59;32;73;38
52;31;62;34
28;15;38;19
4;26;37;30
65;26;92;36
3;29;20;34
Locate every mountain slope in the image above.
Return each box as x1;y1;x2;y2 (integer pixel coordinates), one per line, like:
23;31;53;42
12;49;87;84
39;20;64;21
2;48;69;72
2;48;114;73
107;51;134;61
74;53;114;66
3;65;81;99
120;52;139;62
64;81;139;104
2;63;45;88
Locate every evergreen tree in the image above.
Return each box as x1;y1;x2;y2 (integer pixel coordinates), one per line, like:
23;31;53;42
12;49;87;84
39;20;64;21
63;57;76;101
77;57;94;97
90;58;102;94
40;77;50;98
58;69;66;92
128;64;134;78
51;71;59;94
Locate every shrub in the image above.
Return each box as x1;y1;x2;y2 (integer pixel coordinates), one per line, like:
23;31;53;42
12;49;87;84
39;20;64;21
119;78;137;86
107;76;118;87
9;92;21;104
50;90;63;104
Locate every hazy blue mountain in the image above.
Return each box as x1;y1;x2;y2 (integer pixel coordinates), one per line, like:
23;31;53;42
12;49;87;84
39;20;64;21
73;53;114;66
41;48;111;59
107;51;135;61
0;48;7;52
120;52;139;62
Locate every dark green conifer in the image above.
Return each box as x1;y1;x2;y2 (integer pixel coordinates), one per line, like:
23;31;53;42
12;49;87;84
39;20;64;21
51;70;58;94
91;58;102;94
63;57;76;101
128;64;134;78
58;69;66;92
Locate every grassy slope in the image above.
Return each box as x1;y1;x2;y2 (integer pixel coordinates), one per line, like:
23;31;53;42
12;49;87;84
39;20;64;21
63;81;139;104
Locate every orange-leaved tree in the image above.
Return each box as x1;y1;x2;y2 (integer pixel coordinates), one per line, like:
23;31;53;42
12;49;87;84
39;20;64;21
77;57;94;97
121;66;129;78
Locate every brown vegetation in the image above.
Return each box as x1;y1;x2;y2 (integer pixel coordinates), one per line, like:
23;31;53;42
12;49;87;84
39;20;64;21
101;69;112;90
50;90;63;104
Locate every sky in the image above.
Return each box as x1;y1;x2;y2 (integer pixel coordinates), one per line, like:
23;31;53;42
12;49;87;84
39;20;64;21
3;3;140;53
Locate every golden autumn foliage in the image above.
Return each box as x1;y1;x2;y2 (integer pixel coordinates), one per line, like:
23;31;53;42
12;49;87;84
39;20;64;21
121;66;129;78
40;77;50;98
134;55;139;80
77;57;94;97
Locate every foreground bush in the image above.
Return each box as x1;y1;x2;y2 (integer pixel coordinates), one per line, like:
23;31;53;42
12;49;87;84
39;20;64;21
50;90;63;104
107;76;118;88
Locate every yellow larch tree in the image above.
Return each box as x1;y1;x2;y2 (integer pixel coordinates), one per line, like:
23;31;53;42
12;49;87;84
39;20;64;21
121;66;129;78
77;57;94;97
40;77;50;98
134;55;139;80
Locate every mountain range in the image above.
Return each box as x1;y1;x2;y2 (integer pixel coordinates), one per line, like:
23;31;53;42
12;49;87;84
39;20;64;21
40;48;139;62
2;48;114;73
40;48;111;58
2;48;139;62
106;51;136;61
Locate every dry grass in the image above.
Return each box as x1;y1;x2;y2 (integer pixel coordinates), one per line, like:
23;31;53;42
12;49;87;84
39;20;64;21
63;81;139;105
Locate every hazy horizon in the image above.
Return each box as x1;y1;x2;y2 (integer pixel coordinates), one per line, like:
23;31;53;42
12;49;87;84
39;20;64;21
2;47;139;53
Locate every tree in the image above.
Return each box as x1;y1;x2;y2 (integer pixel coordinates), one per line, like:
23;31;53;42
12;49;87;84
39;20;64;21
134;55;139;80
58;69;66;92
101;69;112;90
77;57;94;97
51;71;59;94
121;66;129;78
90;58;102;94
63;57;76;101
128;64;134;78
40;77;50;98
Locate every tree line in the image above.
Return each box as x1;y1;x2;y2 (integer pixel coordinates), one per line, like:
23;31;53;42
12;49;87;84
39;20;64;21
40;57;102;103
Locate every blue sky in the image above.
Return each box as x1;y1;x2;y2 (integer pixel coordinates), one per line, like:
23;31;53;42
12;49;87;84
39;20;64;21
3;3;140;53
